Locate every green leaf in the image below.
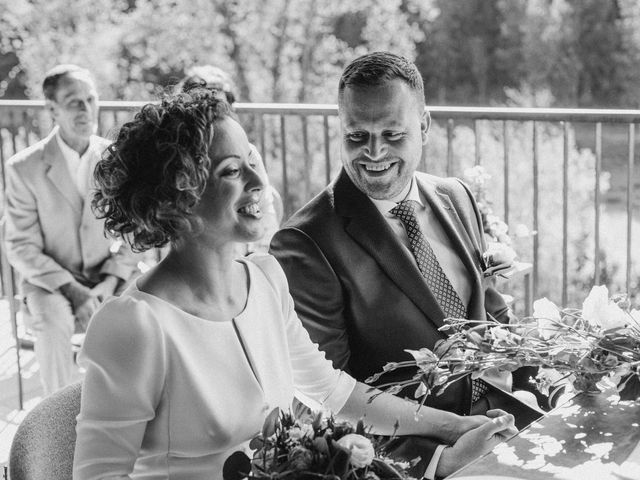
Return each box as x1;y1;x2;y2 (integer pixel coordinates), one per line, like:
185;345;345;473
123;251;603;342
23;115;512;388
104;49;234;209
248;436;264;451
222;451;251;480
327;441;350;477
618;373;640;401
262;407;281;438
313;436;330;454
370;458;404;479
312;410;323;430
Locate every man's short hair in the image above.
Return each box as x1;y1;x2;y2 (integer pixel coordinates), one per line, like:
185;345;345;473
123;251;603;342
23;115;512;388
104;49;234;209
338;51;425;109
42;64;95;101
179;65;237;105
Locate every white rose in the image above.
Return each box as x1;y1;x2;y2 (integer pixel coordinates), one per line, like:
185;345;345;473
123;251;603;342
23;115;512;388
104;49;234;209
582;285;628;331
336;433;375;468
533;297;561;340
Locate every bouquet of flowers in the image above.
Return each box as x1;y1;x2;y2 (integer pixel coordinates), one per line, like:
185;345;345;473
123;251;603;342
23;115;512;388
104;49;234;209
223;407;416;480
367;286;640;409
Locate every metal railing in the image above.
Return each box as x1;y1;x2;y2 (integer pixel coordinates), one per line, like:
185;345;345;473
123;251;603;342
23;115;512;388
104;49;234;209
1;100;639;306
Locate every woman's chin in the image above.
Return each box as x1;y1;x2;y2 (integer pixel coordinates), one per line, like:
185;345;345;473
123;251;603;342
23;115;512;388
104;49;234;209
236;227;267;244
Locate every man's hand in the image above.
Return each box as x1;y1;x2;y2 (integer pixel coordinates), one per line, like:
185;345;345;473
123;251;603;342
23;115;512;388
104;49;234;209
59;276;119;330
436;410;517;477
60;281;99;329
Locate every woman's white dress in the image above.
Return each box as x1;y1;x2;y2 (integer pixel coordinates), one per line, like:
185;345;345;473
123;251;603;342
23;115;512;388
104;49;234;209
73;255;355;480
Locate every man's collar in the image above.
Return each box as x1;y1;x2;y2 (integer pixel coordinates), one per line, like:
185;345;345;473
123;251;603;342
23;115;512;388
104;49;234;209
369;176;423;217
55;129;95;160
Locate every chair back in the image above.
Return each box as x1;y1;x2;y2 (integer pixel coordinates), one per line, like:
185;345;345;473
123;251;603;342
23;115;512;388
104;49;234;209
9;382;82;480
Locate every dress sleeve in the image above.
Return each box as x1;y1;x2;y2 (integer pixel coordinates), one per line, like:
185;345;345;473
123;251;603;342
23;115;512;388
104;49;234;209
73;295;167;480
250;254;356;414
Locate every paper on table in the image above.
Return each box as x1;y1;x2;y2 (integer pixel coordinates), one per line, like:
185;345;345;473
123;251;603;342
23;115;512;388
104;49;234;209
451;476;527;480
617;439;640;479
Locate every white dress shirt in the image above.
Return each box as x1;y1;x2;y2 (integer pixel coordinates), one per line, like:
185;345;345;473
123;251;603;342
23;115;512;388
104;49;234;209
56;131;95;198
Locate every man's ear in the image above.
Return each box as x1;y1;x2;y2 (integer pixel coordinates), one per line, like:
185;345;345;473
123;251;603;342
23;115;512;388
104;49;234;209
46;99;57;119
420;108;431;145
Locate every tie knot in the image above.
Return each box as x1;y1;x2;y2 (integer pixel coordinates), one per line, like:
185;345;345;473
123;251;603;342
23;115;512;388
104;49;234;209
390;199;418;221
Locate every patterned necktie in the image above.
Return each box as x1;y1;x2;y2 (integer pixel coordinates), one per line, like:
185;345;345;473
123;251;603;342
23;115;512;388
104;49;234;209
390;200;467;319
390;199;488;403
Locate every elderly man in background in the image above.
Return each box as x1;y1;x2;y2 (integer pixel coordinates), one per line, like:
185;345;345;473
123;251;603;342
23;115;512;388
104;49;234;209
4;64;138;395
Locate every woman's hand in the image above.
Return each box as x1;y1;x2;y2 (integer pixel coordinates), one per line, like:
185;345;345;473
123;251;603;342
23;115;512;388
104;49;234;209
440;414;492;444
436;411;517;477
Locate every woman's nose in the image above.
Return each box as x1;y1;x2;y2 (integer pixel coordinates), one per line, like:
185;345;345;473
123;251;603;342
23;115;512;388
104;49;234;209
245;165;265;193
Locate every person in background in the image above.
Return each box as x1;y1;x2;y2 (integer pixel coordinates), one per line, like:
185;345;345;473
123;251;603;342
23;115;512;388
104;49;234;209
270;51;544;479
3;64;138;395
73;87;517;480
179;65;283;255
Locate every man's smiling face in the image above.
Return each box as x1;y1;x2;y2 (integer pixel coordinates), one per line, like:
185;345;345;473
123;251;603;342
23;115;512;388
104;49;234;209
339;78;429;200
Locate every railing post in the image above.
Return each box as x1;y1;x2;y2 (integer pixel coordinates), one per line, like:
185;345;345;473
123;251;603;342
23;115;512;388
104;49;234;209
594;122;602;285
532;121;539;302
446;119;454;177
474;119;480;166
627;123;635;294
562;122;569;307
503;121;509;225
280;115;289;219
300;115;311;200
323;115;331;186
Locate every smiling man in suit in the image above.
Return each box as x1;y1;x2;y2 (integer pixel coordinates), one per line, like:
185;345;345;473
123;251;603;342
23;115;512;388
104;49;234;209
270;52;542;479
4;64;138;395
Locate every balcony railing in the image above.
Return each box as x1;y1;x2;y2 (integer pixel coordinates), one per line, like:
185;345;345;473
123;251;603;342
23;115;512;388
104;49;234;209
1;100;639;308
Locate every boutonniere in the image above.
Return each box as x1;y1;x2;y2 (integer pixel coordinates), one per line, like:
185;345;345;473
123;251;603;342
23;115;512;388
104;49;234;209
480;242;517;278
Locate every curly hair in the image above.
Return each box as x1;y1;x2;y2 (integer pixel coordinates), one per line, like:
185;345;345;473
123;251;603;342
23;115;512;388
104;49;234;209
92;88;230;252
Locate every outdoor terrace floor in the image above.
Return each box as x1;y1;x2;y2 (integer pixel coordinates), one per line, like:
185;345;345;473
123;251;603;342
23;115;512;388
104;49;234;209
0;299;43;468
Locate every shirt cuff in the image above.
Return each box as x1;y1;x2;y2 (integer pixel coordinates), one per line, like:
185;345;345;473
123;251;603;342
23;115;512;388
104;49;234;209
423;444;447;480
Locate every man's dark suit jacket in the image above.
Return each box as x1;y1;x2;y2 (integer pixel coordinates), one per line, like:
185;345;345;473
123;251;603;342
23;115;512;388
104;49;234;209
270;169;540;473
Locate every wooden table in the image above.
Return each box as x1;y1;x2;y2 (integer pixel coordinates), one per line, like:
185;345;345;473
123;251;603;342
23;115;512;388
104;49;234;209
449;390;640;479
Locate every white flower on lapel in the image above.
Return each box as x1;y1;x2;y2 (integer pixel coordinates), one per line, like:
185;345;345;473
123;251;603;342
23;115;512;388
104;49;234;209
481;241;516;277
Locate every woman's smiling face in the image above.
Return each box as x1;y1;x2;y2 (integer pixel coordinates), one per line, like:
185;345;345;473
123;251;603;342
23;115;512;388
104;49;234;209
196;117;266;245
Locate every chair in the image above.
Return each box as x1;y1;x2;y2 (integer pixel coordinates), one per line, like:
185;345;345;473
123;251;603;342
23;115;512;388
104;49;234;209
0;216;84;409
0;217;32;410
9;382;81;480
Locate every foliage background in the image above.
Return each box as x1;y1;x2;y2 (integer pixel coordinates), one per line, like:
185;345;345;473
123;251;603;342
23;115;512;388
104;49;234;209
1;0;639;306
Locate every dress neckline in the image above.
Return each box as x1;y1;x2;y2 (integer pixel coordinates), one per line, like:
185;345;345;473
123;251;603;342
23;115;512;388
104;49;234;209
132;258;253;323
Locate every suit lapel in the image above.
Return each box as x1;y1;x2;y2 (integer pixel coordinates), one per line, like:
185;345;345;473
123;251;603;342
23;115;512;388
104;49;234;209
334;170;447;327
43;129;83;215
418;177;484;316
81;151;101;225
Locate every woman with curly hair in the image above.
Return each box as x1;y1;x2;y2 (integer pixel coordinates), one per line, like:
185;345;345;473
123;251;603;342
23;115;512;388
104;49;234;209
72;88;516;480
